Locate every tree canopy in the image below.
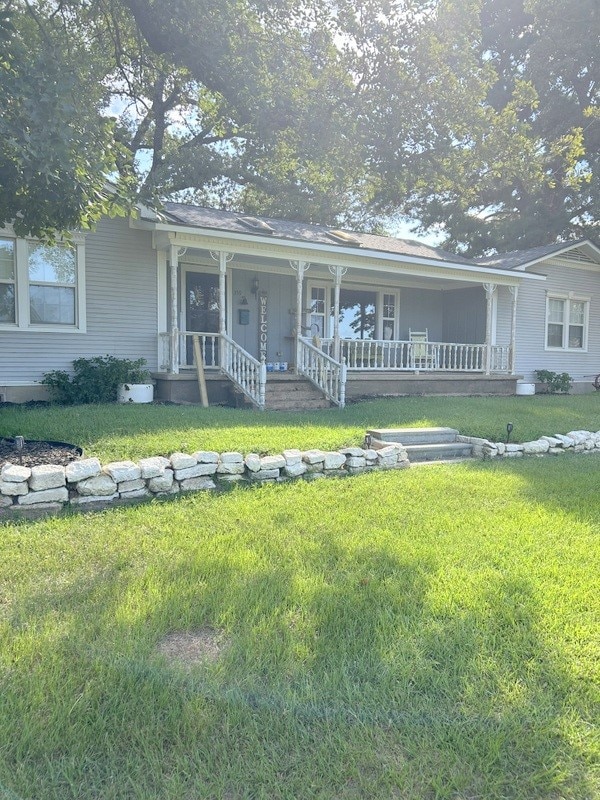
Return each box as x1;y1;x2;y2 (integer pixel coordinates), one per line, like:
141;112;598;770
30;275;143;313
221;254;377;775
1;0;598;254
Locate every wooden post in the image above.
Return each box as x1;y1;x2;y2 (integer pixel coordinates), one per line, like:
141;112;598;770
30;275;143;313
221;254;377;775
329;265;347;362
290;260;309;371
192;335;209;407
211;250;233;369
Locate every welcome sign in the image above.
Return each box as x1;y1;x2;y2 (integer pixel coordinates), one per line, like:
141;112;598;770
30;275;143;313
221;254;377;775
258;291;268;360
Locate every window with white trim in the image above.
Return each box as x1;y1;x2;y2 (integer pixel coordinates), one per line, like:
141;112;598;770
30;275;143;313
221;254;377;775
0;238;16;323
545;294;589;350
0;232;85;331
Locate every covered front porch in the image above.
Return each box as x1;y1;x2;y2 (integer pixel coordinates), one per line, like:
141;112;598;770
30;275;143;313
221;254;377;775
149;230;523;409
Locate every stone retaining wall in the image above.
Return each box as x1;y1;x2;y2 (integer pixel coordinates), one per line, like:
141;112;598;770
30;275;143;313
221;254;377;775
0;444;409;513
457;429;600;458
2;428;599;516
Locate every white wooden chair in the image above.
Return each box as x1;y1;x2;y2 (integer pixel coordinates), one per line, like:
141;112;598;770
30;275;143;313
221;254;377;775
409;329;434;369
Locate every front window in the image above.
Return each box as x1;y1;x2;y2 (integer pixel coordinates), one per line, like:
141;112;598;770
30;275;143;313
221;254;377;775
28;242;77;325
338;289;376;339
546;295;589;350
0;238;16;323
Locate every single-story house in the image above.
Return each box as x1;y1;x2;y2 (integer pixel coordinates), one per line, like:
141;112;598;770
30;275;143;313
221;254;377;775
1;204;599;409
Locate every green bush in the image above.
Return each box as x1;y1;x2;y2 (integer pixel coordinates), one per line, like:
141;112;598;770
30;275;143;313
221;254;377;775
41;355;150;404
534;369;572;394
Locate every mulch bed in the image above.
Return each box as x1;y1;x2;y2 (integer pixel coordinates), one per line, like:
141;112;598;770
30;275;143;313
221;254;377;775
0;439;83;470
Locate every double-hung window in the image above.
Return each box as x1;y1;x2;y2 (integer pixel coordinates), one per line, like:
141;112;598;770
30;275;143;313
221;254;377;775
545;294;589;351
0;231;85;330
0;239;16;323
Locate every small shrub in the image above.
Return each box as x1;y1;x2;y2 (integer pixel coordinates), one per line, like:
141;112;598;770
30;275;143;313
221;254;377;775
535;369;572;394
42;355;150;404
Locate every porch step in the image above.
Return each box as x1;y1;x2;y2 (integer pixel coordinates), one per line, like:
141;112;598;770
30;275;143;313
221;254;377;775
368;427;459;445
231;374;331;411
367;427;473;463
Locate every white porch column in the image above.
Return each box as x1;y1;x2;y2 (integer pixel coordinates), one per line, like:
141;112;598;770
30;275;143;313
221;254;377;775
328;265;348;362
290;260;310;371
168;244;180;374
211;251;233;366
509;285;519;374
483;283;497;375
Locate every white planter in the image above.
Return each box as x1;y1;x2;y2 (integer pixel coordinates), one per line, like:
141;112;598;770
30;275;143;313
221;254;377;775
516;382;535;396
117;383;154;404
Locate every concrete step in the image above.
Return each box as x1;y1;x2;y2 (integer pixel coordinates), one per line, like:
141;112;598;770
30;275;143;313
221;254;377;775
368;427;459;445
402;442;473;462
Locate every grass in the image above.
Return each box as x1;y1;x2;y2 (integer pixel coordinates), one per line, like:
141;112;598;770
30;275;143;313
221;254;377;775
0;456;599;799
1;394;600;462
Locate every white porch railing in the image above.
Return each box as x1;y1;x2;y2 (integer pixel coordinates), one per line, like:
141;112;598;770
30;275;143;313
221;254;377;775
159;331;221;370
221;333;266;410
321;338;511;373
298;337;347;407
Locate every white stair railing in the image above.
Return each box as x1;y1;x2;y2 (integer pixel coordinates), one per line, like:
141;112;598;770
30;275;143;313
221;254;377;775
298;337;346;407
221;332;266;410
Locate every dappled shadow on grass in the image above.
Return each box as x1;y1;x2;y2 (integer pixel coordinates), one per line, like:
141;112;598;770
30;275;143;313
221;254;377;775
1;477;597;799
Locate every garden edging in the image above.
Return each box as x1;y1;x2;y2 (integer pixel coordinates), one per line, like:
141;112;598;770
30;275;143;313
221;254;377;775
1;428;599;516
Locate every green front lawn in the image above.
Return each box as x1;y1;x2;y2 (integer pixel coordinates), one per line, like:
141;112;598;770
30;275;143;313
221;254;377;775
1;394;600;462
0;457;599;798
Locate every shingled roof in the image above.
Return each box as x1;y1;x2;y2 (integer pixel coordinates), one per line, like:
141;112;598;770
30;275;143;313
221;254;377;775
162;203;473;265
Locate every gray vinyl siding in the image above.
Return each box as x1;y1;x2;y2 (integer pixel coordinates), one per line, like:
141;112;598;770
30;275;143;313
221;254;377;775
441;286;486;343
399;288;443;340
0;217;158;386
514;260;600;382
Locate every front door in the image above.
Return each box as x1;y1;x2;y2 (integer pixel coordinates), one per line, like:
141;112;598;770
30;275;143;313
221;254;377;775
186;272;220;366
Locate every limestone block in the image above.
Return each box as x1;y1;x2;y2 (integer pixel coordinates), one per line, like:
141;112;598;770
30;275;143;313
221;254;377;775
66;458;101;483
505;443;523;453
119;488;150;499
76;474;118;496
284;462;307;477
304;462;324;473
377;457;397;468
118;479;146;493
283;449;302;466
103;461;141;483
245;454;261;472
0;495;14;507
174;462;217;480
216;462;245;475
573;444;585;453
566;430;590;445
323;452;346;470
376;445;401;460
302;449;326;464
170;452;196;470
193;451;219;464
340;447;365;457
522;439;549;454
18;487;68;505
483;445;498;458
548;447;565;455
346;456;366;468
553;434;574;448
217;474;246;483
180;477;216;491
504;450;523;458
495;442;506;455
220;452;243;464
0;480;28;496
541;436;562;447
584;439;595;450
71;493;119;505
138;456;170;479
347;466;366;474
249;469;280;480
260;455;286;470
148;470;174;493
28;465;66;491
364;449;378;463
304;471;326;480
1;464;31;482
